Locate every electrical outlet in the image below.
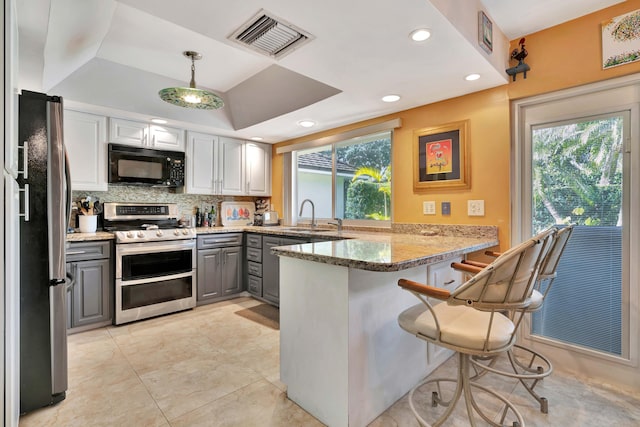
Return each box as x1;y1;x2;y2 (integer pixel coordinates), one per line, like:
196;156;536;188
468;200;485;216
423;201;436;215
442;201;451;215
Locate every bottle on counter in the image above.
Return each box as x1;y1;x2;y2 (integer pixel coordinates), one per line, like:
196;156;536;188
209;205;216;227
202;206;209;227
195;207;202;227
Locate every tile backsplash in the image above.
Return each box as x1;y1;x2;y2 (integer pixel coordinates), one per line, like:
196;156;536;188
72;186;261;228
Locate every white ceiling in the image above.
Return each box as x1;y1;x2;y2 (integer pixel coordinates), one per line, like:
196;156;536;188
16;0;624;143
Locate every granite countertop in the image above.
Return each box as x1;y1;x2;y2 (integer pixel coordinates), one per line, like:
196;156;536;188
270;231;498;272
66;225;498;272
66;231;115;242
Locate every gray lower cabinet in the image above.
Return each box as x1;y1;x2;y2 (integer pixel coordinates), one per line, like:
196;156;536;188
261;236;281;305
245;233;263;298
66;241;113;331
261;235;311;306
197;233;243;304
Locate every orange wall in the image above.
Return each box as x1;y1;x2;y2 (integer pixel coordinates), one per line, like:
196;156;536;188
271;0;640;251
508;0;640;100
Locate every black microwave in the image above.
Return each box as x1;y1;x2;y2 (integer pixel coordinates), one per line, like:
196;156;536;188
108;143;185;187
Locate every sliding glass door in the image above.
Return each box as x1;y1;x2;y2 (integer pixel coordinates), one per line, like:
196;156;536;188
513;77;639;390
529;113;627;357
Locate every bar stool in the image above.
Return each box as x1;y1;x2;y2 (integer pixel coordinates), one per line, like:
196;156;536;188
397;228;553;426
453;224;574;414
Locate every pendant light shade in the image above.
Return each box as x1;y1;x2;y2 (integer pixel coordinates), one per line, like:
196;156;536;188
159;51;224;110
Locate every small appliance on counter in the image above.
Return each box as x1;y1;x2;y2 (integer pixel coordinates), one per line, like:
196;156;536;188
262;209;280;226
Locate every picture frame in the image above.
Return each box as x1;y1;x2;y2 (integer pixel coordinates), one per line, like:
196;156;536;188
413;120;470;191
478;11;493;53
601;9;640;69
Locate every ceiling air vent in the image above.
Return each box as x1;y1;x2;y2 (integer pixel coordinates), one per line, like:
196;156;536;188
229;10;313;59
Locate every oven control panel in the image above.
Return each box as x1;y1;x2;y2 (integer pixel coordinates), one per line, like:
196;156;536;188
115;227;196;243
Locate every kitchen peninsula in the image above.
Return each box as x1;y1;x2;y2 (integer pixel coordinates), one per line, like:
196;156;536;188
271;227;498;427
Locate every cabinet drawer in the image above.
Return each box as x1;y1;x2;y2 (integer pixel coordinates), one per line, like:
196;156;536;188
428;257;463;291
247;261;262;277
197;233;243;249
248;275;262;296
66;241;110;261
246;247;262;263
246;234;262;248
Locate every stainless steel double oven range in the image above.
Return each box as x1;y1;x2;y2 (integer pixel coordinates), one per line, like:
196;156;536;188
103;202;196;325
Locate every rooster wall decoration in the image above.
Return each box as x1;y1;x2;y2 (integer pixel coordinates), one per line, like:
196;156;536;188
506;37;530;81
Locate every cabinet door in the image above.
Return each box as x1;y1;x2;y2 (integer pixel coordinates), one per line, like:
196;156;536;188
71;259;111;328
150;125;184;151
247;275;262;297
197;248;222;300
222;247;243;295
186;131;216;194
245;142;271;196
64;110;108;191
262;236;281;305
109;117;147;146
218;137;245;195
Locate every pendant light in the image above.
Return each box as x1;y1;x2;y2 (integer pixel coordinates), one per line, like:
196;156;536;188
158;51;224;109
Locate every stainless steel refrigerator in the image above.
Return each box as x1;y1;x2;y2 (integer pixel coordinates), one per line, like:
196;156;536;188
18;90;71;413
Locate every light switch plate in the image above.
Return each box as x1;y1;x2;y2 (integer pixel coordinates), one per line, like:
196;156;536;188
442;201;451;215
423;201;436;215
468;200;485;216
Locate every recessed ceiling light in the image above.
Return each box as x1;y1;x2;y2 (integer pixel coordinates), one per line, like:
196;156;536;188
250;137;263;141
151;118;167;124
298;120;316;128
382;94;401;103
465;73;481;81
410;28;431;42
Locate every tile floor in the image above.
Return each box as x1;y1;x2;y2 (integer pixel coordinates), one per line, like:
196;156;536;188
19;297;640;426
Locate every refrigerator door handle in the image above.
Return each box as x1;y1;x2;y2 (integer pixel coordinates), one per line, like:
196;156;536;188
19;183;30;221
18;140;28;178
64;147;72;225
48;99;67;280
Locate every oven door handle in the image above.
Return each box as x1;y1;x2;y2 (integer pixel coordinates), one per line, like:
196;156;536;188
117;270;194;287
116;240;196;256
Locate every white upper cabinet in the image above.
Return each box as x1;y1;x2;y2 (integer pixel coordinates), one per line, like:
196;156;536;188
64;110;108;191
185;131;217;195
186;134;271;196
109;117;184;151
149;124;184;151
245;142;271;196
218;137;245;195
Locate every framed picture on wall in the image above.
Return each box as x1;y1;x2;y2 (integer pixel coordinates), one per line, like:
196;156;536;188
602;9;640;69
479;11;493;53
413;120;470;191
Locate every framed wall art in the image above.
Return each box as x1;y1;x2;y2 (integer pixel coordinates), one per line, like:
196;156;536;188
413;120;470;191
602;9;640;69
478;11;493;53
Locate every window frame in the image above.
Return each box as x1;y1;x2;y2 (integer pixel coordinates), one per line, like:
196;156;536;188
279;121;399;227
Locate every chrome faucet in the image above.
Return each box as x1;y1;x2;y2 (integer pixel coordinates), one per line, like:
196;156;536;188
328;218;343;232
299;199;316;229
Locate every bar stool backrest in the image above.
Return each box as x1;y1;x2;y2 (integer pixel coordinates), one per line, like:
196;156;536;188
451;227;555;310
